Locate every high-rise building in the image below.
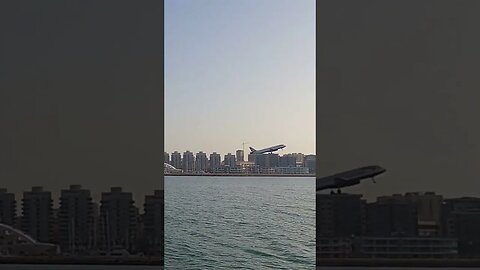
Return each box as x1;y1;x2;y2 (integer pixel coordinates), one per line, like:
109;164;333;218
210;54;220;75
224;153;236;168
195;152;208;172
304;155;316;173
367;194;417;237
182;151;195;172
255;153;279;168
170;151;182;169
22;187;54;243
404;192;443;236
247;153;257;163
58;185;96;254
143;190;164;255
443;197;480;256
164;152;170;165
291;153;305;166
209;152;221;170
0;188;16;226
236;150;244;163
99;187;138;253
279;154;297;167
317;193;366;238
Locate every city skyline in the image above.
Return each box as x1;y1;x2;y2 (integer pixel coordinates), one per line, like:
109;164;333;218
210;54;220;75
164;0;316;155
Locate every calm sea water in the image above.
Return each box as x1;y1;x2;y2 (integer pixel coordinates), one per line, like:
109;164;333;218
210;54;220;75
165;176;315;270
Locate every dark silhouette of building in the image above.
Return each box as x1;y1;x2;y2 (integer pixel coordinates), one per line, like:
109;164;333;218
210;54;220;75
99;187;138;253
317;193;366;238
0;188;16;226
58;185;96;254
209;152;221;171
443;197;480;256
142;190;164;255
21;187;54;243
367;194;418;237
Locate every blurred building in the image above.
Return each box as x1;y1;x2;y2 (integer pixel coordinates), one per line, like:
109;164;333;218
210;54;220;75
443;197;480;256
367;194;418;237
170;151;182;170
164;152;170;165
182;151;195;172
58;185;96;254
209;152;221;170
236;150;244;163
224;153;236;168
279;154;297;167
304;155;316;174
195;152;208;172
0;188;16;226
404;192;443;237
142;190;164;255
99;187;138;253
22;187;54;243
317;193;366;238
255;153;279;168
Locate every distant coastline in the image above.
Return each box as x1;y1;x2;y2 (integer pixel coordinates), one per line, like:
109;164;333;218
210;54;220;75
316;258;480;268
0;256;163;266
164;173;315;177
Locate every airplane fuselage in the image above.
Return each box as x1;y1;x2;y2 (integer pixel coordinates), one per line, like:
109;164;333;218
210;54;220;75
249;144;286;155
316;165;386;191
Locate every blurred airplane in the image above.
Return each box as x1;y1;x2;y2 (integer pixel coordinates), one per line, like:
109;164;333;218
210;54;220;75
316;165;386;193
249;144;286;155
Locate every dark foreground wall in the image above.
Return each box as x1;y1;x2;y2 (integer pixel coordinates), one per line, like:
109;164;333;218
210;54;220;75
0;1;164;204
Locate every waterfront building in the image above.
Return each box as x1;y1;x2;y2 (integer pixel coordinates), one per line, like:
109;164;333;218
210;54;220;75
353;236;458;258
224;153;236;168
304;154;316;173
274;167;309;174
291;153;305;166
143;190;164;255
182;151;195;172
58;185;96;254
236;150;244;163
164;152;170;165
367;194;418;237
209;152;221;170
170;151;182;170
317;237;353;258
255;153;279;168
247;153;257;163
404;192;443;237
99;187;138;253
195;152;208;172
0;188;16;226
279;154;297;167
317;193;366;238
443;197;480;256
21;187;54;243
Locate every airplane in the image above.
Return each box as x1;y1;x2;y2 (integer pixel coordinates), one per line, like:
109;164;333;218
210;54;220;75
316;165;386;194
249;144;286;155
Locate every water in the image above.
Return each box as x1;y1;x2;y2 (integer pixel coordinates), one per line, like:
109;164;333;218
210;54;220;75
165;176;315;270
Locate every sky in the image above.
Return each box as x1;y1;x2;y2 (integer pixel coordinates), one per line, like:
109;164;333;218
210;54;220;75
317;0;480;201
164;0;316;156
0;1;163;204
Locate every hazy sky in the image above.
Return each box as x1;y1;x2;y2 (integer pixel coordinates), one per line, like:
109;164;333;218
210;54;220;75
317;0;480;201
165;0;316;155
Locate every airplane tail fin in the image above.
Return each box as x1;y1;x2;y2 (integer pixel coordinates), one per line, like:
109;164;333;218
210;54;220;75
249;147;256;153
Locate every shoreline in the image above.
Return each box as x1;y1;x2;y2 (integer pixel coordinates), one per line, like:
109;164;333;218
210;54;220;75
0;256;164;266
316;258;480;267
165;173;315;177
